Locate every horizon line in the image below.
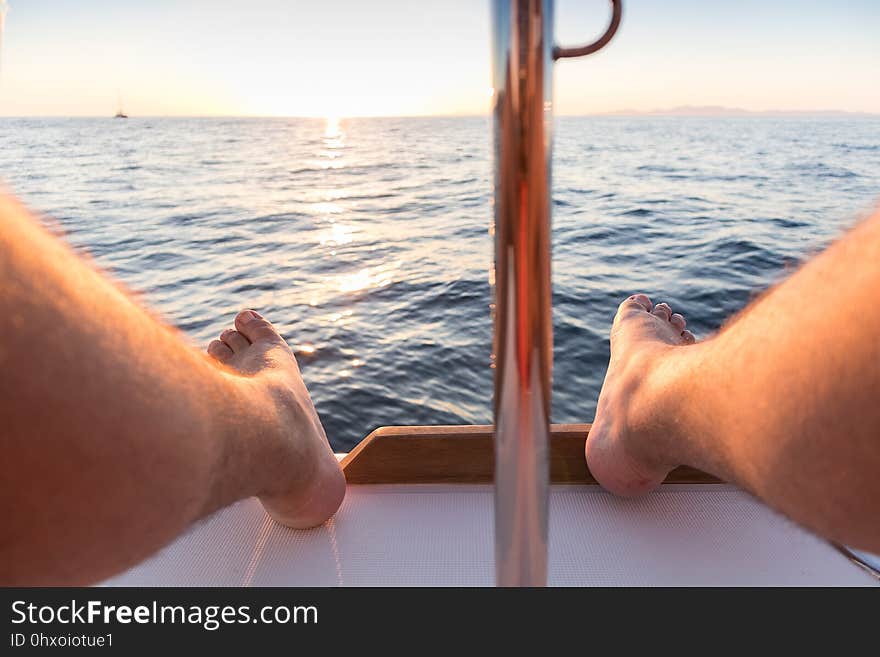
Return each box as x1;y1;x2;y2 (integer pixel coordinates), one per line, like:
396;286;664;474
1;109;878;120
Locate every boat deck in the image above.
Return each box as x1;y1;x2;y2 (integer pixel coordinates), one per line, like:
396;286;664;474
104;426;877;586
106;483;875;586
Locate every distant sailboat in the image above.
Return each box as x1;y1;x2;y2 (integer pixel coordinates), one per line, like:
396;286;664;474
114;93;128;119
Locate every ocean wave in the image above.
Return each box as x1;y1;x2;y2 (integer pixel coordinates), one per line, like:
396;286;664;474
3;115;878;448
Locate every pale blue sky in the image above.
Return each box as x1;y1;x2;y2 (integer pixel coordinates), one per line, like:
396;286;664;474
0;0;877;116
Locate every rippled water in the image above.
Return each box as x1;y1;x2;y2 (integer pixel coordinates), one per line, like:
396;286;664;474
1;116;878;450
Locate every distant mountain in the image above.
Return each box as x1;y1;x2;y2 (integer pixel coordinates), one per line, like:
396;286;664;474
597;105;876;118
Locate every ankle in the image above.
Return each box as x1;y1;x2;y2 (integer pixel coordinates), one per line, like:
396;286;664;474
205;373;282;511
636;340;726;476
248;372;323;499
627;345;696;471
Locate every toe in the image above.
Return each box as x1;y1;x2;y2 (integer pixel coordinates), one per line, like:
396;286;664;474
618;294;653;315
681;330;696;344
207;339;233;362
234;309;283;344
652;302;672;320
220;329;250;353
670;313;686;331
630;294;653;311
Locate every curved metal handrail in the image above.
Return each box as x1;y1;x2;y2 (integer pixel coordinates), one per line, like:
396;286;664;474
553;0;622;60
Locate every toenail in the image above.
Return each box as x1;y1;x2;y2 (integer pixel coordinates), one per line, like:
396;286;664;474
239;310;257;324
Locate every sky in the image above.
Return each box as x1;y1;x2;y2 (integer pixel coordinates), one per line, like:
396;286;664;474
0;0;877;117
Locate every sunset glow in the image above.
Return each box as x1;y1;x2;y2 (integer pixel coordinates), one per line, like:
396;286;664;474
0;0;877;117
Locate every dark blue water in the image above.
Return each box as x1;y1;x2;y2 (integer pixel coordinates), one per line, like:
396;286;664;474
1;116;878;450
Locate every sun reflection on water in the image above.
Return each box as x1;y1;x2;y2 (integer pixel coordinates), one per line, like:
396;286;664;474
322;116;345;153
275;117;392;377
337;267;393;294
319;222;355;246
312;201;343;215
324;116;341;139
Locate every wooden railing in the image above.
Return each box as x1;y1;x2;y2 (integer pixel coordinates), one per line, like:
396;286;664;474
341;424;718;485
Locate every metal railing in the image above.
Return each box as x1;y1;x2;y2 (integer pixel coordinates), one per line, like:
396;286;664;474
491;0;622;587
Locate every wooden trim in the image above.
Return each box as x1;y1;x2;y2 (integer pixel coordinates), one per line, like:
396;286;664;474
341;424;718;485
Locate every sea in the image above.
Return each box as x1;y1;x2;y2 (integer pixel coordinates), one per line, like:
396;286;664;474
1;116;878;451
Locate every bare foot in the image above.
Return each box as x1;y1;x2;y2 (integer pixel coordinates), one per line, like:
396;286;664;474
586;294;696;497
207;309;345;528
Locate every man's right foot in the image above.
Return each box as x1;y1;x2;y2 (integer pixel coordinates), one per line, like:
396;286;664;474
586;294;696;497
207;309;345;528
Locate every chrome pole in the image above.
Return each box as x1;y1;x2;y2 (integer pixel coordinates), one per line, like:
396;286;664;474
491;0;622;587
491;0;554;587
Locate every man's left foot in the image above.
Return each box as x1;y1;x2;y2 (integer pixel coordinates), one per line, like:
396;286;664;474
207;310;345;528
